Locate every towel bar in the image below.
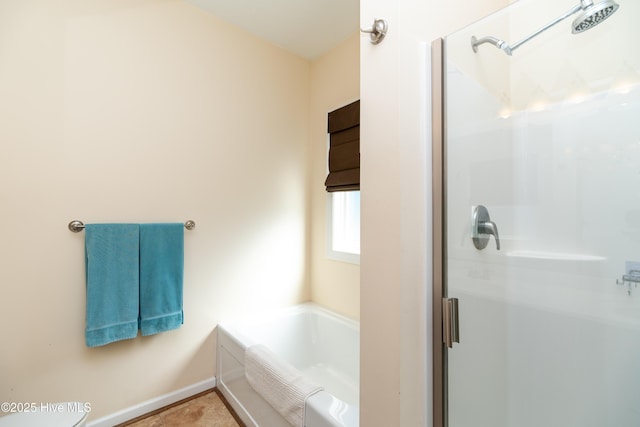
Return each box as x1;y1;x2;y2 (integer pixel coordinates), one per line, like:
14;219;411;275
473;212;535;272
68;220;196;232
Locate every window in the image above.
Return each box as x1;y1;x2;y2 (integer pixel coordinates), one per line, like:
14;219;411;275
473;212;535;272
328;191;360;262
325;100;360;263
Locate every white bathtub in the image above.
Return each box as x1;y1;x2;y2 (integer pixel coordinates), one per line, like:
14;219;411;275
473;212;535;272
216;303;359;427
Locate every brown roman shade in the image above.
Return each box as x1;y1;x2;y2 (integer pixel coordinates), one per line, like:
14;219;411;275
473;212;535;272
325;100;360;192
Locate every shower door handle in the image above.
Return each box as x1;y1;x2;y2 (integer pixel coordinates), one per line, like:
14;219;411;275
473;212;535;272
442;298;460;348
472;205;501;250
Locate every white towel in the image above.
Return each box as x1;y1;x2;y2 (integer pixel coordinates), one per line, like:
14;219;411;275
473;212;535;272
245;344;323;427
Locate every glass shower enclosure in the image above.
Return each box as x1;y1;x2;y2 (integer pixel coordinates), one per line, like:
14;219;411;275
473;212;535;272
432;0;640;426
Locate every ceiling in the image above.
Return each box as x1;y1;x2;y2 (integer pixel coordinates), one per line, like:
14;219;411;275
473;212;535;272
184;0;360;60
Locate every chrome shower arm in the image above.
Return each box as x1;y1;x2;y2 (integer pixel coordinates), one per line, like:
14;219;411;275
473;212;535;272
471;3;582;55
509;3;582;52
470;36;513;55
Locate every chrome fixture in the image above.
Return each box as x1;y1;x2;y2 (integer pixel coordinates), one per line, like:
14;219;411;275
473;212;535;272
471;0;620;55
361;18;388;45
472;205;500;250
442;298;460;348
68;220;196;232
616;269;640;296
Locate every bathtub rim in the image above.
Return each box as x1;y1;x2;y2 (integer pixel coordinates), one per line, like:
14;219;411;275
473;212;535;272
218;302;360;349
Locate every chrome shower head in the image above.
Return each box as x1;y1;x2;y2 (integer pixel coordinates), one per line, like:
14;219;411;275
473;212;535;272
472;0;622;55
572;0;620;34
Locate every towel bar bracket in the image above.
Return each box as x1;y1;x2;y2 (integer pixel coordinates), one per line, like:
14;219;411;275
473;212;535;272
68;220;196;232
68;220;85;233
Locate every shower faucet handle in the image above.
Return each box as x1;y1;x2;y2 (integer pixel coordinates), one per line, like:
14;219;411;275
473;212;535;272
472;205;501;250
478;220;500;250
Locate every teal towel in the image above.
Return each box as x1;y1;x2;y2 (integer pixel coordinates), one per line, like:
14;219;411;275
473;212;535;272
139;223;184;336
85;224;140;347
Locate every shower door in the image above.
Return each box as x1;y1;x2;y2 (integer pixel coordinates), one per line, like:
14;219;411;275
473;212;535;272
434;1;640;426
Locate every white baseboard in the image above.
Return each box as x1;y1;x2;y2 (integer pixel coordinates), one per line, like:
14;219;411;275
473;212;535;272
87;377;216;427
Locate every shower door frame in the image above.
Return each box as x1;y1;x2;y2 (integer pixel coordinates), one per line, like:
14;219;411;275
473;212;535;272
431;36;447;427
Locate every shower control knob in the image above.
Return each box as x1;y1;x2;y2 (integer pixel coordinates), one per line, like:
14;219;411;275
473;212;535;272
472;205;500;250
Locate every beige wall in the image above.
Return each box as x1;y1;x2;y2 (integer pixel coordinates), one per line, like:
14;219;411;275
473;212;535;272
309;33;360;320
0;0;312;420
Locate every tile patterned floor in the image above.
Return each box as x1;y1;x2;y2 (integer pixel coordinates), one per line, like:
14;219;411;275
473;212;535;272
120;390;241;427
